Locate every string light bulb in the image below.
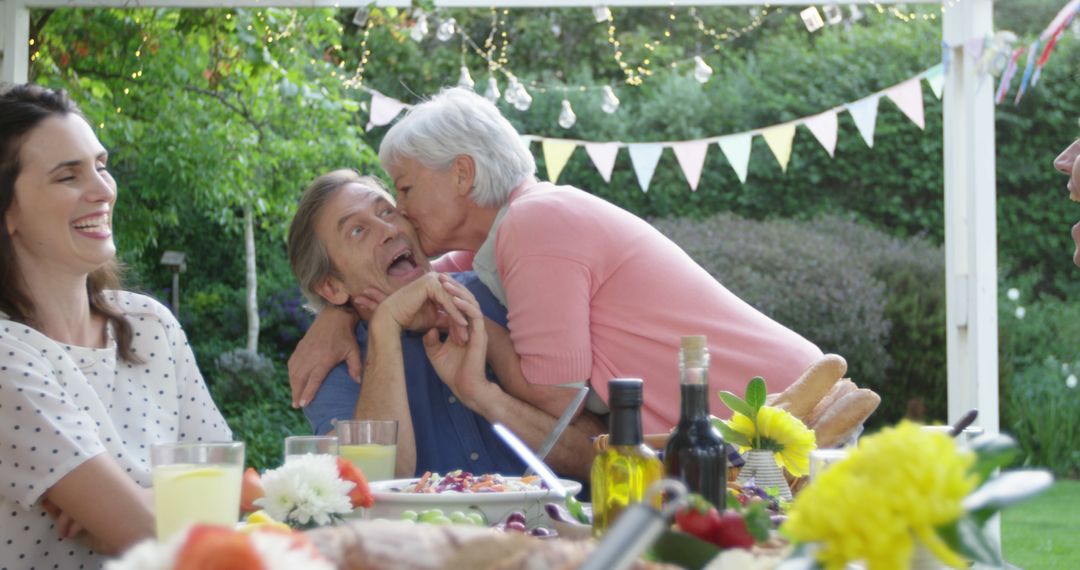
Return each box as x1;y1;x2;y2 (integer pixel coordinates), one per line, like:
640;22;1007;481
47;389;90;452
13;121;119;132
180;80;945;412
593;6;612;23
558;99;577;129
848;5;864;22
436;17;457;42
484;76;501;103
410;12;429;42
823;5;844;25
504;76;522;104
513;86;533;111
693;56;713;83
457;66;475;91
601;85;620;114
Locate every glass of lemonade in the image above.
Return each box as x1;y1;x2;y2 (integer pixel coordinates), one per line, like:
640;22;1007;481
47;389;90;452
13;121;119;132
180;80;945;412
151;441;245;540
284;435;339;462
336;420;397;481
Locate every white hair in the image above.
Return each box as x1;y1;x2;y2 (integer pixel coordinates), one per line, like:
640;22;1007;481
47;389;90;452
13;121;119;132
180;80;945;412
379;87;536;208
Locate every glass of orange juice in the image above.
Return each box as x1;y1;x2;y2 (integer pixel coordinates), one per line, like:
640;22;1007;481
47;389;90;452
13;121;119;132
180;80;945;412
150;441;245;540
335;420;397;481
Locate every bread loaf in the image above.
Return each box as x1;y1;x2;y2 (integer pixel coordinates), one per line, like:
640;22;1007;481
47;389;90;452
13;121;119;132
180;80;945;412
772;354;848;420
805;379;857;428
812;389;881;448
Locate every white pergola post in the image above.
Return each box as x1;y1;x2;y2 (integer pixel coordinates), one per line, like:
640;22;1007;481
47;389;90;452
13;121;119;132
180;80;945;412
1;0;31;84
943;0;999;436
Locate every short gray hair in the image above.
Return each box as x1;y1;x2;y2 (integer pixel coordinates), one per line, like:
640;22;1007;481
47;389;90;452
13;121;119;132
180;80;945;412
287;169;392;312
379;87;536;208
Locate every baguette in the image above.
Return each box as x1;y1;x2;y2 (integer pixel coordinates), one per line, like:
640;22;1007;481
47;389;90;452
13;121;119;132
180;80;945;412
805;379;858;428
772;354;848;420
813;389;881;448
307;519;495;570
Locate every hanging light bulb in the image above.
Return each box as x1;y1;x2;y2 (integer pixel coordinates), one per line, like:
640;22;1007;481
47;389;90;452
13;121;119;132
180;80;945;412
693;56;713;84
592;6;612;23
600;85;620;114
504;76;522;104
513;86;533;111
800;7;825;33
436;17;457;42
410;12;429;43
352;7;369;27
483;77;501;103
558;99;577;129
457;66;475;91
823;5;844;26
848;5;864;23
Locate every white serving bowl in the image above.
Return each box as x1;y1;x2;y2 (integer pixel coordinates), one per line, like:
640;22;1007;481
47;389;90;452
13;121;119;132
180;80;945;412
364;476;583;528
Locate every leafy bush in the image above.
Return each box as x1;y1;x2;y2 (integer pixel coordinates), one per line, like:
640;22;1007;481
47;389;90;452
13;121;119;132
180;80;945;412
223;388;310;472
1001;356;1080;478
258;285;315;363
653;212;945;427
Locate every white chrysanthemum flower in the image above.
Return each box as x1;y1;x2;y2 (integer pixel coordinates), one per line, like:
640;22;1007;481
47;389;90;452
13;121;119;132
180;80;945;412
255;454;354;526
1067;375;1078;389
1007;288;1020;301
251;531;336;570
1015;306;1026;319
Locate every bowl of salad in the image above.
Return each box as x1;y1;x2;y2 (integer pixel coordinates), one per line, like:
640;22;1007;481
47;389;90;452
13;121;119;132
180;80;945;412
364;470;583;528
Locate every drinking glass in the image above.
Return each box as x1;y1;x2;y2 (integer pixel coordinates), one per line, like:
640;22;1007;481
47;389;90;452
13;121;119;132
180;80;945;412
336;420;398;481
284;435;339;462
809;448;849;480
151;441;245;540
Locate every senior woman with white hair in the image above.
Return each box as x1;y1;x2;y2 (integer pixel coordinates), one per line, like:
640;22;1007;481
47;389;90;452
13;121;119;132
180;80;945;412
290;87;822;434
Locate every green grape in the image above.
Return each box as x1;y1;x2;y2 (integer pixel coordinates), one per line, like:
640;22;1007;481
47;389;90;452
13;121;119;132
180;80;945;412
426;515;453;525
449;511;469;524
400;510;419;522
418;509;446;523
465;512;486;526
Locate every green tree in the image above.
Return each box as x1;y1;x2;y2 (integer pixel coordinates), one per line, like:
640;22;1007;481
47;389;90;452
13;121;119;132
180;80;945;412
32;7;378;352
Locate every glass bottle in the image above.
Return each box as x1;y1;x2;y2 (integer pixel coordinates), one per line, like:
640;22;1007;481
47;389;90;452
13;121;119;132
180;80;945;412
664;335;727;509
591;378;665;536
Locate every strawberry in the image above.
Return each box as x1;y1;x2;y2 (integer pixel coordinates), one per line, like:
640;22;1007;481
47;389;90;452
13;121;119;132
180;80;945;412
674;495;721;543
711;510;756;549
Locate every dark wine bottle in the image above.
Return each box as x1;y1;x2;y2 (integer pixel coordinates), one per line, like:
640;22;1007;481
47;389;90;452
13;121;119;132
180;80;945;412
664;335;727;509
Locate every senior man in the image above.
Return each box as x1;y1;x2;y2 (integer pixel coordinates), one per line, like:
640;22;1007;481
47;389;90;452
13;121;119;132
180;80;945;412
286;169;602;480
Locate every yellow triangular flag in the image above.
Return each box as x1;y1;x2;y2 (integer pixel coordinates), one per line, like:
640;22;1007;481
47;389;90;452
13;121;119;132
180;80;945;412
541;139;578;183
761;124;797;173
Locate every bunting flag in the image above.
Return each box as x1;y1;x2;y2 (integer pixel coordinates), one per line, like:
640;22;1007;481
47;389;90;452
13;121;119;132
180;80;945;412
803;110;838;157
761;124;797;173
671;141;709;191
964;37;986;64
996;47;1024;104
628;143;664;193
1014;40;1040;105
541;139;577;183
717;134;753;184
885;78;925;130
925;64;945;99
366;90;408;131
1041;0;1080;41
584;142;620;183
847;95;880;148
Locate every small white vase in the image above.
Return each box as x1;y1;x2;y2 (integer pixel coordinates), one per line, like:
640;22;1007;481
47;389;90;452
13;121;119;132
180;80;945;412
736;449;792;501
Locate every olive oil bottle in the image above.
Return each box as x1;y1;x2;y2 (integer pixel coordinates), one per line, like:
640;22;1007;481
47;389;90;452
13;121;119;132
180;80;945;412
590;378;665;536
664;335;727;509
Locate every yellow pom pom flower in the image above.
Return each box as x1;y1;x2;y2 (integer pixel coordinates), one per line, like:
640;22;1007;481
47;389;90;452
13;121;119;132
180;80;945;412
782;421;979;570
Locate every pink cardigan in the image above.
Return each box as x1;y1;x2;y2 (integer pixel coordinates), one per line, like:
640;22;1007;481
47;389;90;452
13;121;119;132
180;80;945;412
438;182;822;433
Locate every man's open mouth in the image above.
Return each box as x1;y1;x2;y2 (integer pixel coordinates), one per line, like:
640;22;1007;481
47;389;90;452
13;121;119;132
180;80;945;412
387;248;418;276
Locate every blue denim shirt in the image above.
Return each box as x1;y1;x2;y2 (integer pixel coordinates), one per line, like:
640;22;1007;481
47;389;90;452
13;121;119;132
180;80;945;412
304;272;526;477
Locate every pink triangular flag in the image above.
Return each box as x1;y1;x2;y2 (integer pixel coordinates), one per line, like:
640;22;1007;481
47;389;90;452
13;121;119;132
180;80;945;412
965;37;985;63
671;141;709;191
584;142;620;183
886;78;925;130
802;111;838;157
367;91;408;131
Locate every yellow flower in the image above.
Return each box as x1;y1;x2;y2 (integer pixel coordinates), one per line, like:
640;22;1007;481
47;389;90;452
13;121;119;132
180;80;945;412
782;421;979;570
725;406;816;477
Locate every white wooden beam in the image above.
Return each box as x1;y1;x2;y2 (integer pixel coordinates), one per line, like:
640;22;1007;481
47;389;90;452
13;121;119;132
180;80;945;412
1;0;30;84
